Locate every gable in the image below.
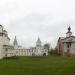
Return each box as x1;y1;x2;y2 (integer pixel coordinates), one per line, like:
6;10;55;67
62;36;75;43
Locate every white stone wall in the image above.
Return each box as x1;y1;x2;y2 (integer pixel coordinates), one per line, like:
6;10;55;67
63;43;67;53
0;26;3;33
63;42;75;55
70;43;75;54
15;48;32;56
0;27;11;59
3;49;15;57
15;47;48;56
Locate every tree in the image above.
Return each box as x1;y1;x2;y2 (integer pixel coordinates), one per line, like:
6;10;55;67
44;43;50;52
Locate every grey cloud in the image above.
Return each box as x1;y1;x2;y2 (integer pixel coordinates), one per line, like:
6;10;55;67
0;0;75;48
8;13;75;48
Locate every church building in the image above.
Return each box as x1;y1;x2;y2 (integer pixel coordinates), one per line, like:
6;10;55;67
56;26;75;56
31;38;48;56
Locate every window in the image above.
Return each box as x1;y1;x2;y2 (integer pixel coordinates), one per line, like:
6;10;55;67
67;44;69;48
5;48;8;52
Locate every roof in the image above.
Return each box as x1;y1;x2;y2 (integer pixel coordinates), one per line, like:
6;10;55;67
36;37;41;43
13;36;18;46
62;36;75;43
59;37;65;40
63;36;75;40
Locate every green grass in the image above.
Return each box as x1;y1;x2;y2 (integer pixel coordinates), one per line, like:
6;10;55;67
0;56;75;75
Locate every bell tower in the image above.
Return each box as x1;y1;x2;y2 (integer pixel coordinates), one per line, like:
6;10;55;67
36;37;41;47
13;36;18;48
66;25;72;37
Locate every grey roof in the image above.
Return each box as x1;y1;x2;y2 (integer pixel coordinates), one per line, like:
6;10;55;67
36;37;41;43
13;36;18;46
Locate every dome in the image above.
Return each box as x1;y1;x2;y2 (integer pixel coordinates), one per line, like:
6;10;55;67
66;25;72;37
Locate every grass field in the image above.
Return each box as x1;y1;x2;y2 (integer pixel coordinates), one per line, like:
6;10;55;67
0;56;75;75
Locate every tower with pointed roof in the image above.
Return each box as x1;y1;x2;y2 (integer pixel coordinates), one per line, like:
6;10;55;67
36;37;42;47
66;25;72;37
13;36;18;48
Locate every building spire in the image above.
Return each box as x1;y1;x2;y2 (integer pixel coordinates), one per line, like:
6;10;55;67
13;36;18;47
68;24;71;32
36;37;41;47
66;24;72;37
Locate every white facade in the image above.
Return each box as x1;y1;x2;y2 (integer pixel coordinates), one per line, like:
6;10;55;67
0;25;15;59
62;36;75;55
15;38;48;56
31;38;48;56
15;47;32;56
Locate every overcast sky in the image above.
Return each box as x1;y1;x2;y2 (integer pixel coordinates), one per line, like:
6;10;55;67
0;0;75;48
